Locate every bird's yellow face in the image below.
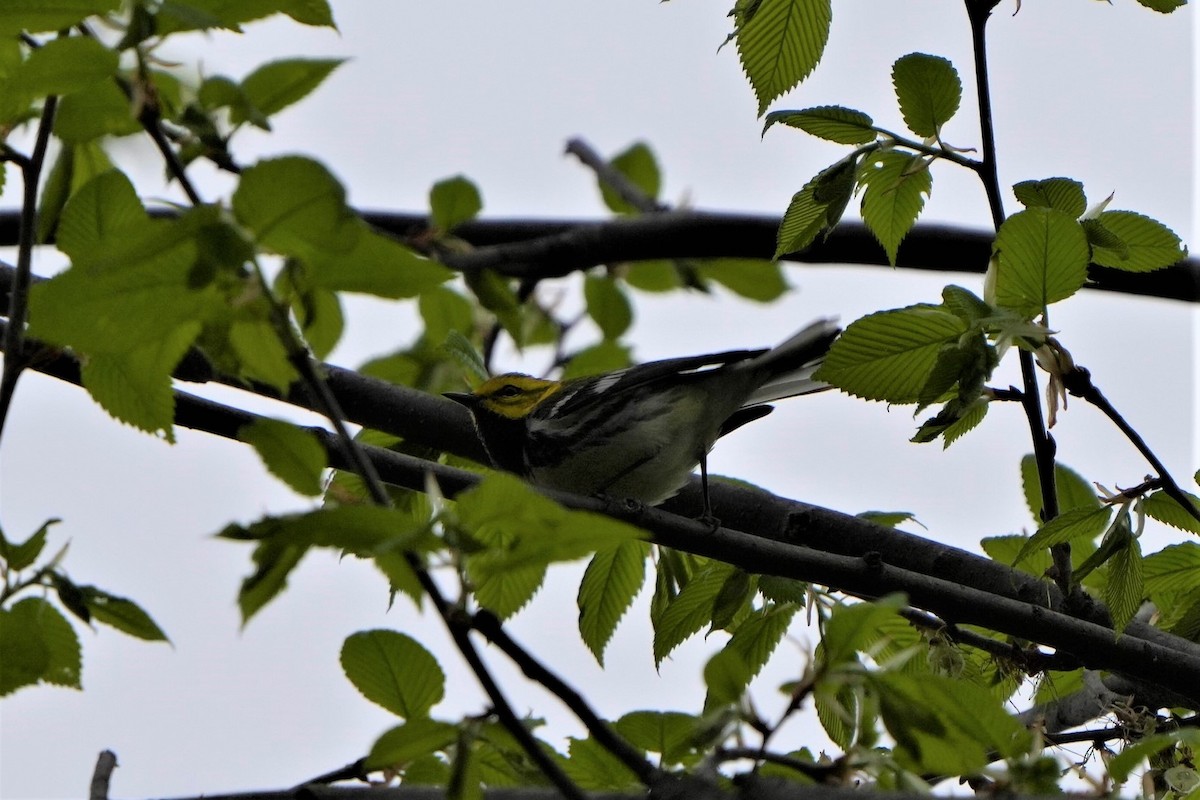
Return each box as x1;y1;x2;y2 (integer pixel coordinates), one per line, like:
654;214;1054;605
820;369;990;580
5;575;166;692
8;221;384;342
471;374;562;420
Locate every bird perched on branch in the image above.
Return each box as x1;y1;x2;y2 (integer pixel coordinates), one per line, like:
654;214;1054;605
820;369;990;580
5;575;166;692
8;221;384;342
446;318;840;515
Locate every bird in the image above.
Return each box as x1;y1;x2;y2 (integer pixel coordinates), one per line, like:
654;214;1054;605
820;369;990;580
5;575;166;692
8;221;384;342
445;318;840;516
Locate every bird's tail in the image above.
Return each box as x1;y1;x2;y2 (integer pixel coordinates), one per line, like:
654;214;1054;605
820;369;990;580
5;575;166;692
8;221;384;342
743;318;840;405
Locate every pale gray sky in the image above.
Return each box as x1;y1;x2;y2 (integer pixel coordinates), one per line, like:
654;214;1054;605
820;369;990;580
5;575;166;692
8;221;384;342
1;3;1196;798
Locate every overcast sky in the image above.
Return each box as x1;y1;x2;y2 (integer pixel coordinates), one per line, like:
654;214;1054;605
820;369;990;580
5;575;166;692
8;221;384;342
2;3;1197;798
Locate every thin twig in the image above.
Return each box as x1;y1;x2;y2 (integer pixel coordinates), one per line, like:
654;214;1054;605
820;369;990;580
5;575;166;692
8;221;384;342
88;750;118;800
0;95;57;441
964;0;1070;592
565;137;667;213
1063;367;1200;525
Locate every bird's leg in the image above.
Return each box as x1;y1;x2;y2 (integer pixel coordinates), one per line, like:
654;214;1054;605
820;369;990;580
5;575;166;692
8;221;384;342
698;451;720;531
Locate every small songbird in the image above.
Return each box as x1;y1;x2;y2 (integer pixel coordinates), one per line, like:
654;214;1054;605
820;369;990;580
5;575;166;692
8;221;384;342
446;318;839;513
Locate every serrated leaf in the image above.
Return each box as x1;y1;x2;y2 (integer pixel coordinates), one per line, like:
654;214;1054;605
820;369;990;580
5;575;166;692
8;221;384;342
940;396;989;448
1135;0;1187;12
562;736;641;791
0;0;120;36
623;260;682;293
600;142;660;214
1109;731;1200;784
1143;542;1200;596
857;510;919;529
239;418;327;497
696;258;788;302
220;505;430;555
735;0;833;116
724;602;796;682
1143;490;1200;534
233;156;359;259
762;105;875;144
992;207;1090;314
0;597;81;695
653;562;737;666
341;630;445;718
756;574;808;604
1103;535;1143;633
1089;210;1186;272
235;540;306;624
1020;455;1101;522
1012;178;1086;218
1015;506;1112;565
458;475;644;618
366;718;460;771
154;0;336;32
814;304;965;403
236;57;343;126
0;519;57;572
891;53;962;137
430;175;483;232
577;541;648;665
583;275;633;340
775;181;825;258
859;151;932;265
80;587;169;642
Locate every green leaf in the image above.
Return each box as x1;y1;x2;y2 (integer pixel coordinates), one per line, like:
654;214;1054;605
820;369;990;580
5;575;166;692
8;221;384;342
762;105;875;144
560;340;631;380
430;175;483;232
814;304;966;403
583;275;633;340
1134;0;1187;12
366;718;460;771
756;574;808;604
239;418;327;497
419;287;476;347
614;711;698;763
54;80;142;142
233;156;359;259
1103;535;1143;633
458;475;644;617
874;672;1031;775
0;0;120;36
623;260;682;293
235;540;307;624
1015;506;1113;565
80;587;169;642
600;142;661;214
154;0;336;32
219;505;430;556
1143;491;1200;534
775;181;825;258
1012;178;1086;218
341;630;445;719
54;168;145;260
1089;210;1187;272
703;647;751;707
735;0;833;116
724;603;797;683
562;736;641;791
0;519;56;571
992;207;1090;315
14;36;118;97
226;317;299;393
1143;542;1200;596
312;227;451;299
653;561;737;666
1020;455;1101;522
859;151;932;265
80;322;199;440
696;259;788;302
577;540;649;665
235;57;343;126
821;595;906;667
0;597;81;695
891;52;962;137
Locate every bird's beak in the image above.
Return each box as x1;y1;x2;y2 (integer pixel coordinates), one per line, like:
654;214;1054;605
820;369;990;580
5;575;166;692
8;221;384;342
444;392;475;407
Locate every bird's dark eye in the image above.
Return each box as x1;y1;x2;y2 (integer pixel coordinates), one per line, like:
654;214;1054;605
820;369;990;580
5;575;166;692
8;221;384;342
494;384;523;399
